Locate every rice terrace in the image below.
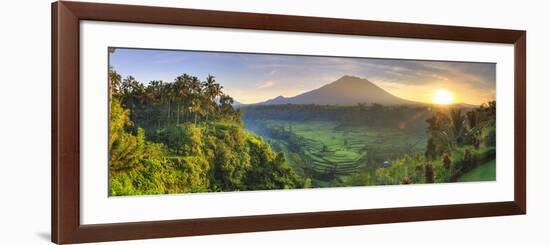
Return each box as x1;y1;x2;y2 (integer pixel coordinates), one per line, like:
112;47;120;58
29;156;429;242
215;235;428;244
108;48;497;196
244;119;428;186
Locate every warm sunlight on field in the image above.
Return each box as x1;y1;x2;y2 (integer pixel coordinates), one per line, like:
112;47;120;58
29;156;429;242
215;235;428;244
432;89;454;105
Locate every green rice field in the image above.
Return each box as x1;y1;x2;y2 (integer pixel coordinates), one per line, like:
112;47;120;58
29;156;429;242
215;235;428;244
246;120;427;180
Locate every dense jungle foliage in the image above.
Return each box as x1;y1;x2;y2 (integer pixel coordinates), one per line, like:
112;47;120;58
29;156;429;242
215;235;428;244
108;68;305;196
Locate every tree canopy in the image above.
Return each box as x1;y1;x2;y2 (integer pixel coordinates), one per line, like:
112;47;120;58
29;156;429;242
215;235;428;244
108;68;304;196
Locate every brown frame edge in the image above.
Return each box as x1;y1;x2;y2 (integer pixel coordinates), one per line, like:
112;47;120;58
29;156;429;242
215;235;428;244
52;1;526;244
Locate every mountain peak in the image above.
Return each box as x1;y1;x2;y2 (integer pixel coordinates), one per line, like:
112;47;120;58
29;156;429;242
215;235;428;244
257;75;419;106
337;75;363;81
327;75;368;85
320;75;381;93
261;95;289;105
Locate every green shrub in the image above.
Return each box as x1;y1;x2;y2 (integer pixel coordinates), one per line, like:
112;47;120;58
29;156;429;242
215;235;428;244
476;147;496;162
400;177;413;184
482;125;496;147
463;148;474;171
424;163;435;183
442;154;452;170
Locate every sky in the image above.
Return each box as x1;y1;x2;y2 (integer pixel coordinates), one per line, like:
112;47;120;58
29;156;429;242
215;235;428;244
109;48;496;105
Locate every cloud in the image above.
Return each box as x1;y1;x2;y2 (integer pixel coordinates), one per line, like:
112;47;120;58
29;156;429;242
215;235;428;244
256;80;277;89
431;73;450;81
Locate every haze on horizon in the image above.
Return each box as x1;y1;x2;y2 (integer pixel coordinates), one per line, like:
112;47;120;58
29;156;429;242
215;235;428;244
109;48;496;105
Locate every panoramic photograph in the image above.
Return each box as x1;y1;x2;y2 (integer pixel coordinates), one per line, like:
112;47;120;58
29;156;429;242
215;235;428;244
107;48;496;196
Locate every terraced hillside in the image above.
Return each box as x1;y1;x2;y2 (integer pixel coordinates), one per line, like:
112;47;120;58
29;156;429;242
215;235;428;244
245;120;427;184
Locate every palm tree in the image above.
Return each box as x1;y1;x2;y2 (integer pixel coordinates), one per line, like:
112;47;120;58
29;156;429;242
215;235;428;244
189;99;201;124
189;76;203;122
173;74;192;125
159;82;173;125
202;75;223;121
146;80;164;127
118;76;144;123
108;66;121;104
203;75;216;99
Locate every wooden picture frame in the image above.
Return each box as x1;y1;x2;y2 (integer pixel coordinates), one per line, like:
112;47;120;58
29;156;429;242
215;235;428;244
52;1;526;244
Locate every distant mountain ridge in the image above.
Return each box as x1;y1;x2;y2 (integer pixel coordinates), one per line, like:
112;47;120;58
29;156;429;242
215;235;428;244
231;100;243;108
256;75;420;106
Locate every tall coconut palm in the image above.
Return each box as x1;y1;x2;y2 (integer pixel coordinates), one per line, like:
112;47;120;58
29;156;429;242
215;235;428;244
173;74;192;125
118;76;143;123
146;80;164;127
161;82;174;125
108;66;121;102
203;75;216;99
189;76;203;122
202;75;223;121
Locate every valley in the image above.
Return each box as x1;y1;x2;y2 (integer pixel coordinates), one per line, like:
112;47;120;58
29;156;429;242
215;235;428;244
244;119;428;186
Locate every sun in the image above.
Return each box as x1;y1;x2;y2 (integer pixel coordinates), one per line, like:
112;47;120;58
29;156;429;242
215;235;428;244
432;89;454;105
